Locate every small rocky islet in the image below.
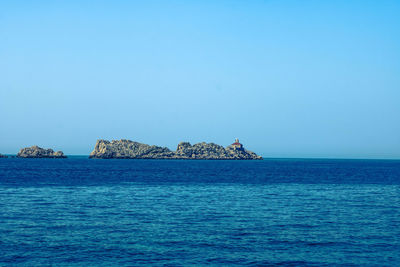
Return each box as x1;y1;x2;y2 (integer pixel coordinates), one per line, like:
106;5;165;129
17;146;67;158
89;139;262;160
0;153;7;158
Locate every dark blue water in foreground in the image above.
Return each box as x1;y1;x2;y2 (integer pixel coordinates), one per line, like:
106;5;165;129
0;158;399;266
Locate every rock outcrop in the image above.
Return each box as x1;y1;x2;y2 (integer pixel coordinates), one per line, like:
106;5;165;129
0;153;7;158
89;139;175;159
17;146;67;158
89;139;262;160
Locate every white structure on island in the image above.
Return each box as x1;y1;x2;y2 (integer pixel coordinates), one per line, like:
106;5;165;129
231;138;243;149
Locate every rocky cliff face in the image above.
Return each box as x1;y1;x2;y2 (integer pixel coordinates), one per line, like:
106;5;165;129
89;139;175;159
0;153;7;158
17;146;67;158
89;139;262;160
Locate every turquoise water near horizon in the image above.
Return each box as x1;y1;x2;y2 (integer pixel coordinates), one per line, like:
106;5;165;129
0;158;399;266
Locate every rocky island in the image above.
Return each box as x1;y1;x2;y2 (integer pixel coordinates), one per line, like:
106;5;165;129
89;139;262;160
0;153;7;158
17;146;67;158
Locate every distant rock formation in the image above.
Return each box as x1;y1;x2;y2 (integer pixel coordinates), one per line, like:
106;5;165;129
89;139;174;159
89;139;262;160
0;153;7;158
17;146;67;158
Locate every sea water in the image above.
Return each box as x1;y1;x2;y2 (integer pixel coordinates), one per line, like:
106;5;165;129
0;158;399;266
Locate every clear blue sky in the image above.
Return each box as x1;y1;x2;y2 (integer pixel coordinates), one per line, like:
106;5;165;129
1;0;399;158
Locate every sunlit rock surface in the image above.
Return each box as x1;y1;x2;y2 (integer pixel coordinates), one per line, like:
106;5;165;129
17;146;67;158
89;139;262;160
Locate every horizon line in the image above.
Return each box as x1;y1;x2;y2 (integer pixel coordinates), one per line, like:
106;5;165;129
1;155;399;161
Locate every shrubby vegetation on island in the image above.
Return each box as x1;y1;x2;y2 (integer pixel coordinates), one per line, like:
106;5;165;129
89;139;262;160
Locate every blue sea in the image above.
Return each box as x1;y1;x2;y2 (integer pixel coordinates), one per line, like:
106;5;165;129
0;158;399;266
